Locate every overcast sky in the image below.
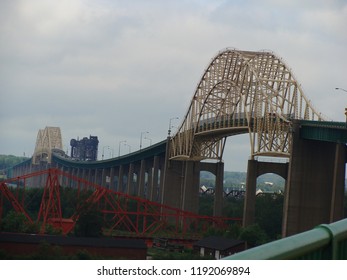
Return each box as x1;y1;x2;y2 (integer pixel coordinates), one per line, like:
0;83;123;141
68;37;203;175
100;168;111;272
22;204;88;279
1;0;346;172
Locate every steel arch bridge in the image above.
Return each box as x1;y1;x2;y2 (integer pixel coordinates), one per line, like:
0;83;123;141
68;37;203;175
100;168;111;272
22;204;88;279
5;48;345;239
170;49;325;161
32;127;63;165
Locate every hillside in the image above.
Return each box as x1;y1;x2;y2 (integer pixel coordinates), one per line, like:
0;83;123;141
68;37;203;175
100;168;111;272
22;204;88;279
0;155;29;171
201;171;286;192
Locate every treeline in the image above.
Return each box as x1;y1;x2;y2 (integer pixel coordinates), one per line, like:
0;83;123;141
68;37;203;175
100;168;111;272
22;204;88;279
0;187;102;238
0;154;29;171
199;193;284;244
0;183;282;243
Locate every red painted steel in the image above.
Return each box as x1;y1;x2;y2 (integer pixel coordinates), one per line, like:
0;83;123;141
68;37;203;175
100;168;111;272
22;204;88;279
0;182;33;223
1;168;241;237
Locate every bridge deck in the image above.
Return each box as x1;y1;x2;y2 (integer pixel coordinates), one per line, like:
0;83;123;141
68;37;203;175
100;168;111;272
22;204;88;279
299;120;347;143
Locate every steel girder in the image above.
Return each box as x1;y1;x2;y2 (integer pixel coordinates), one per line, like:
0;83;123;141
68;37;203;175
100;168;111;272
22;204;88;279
0;168;239;237
170;49;325;161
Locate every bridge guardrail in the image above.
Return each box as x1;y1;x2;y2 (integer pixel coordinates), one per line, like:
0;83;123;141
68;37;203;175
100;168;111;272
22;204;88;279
222;218;347;260
300;120;346;128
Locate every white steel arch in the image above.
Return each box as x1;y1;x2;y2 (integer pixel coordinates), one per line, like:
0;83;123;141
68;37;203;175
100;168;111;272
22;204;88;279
32;126;63;164
170;49;324;161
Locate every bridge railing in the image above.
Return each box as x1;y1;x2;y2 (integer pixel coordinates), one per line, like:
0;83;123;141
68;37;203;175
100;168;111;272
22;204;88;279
223;218;347;260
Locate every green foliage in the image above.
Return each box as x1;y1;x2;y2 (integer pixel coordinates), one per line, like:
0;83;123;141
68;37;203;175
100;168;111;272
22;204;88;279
255;194;283;240
0;249;7;259
239;223;268;248
223;196;244;218
225;223;242;239
203;226;227;238
199;196;214;216
203;223;242;240
149;248;213;260
74;204;103;237
0;154;29;170
0;211;40;233
44;223;63;235
24;188;43;218
0;242;96;260
31;241;64;260
1;211;29;233
74;249;93;260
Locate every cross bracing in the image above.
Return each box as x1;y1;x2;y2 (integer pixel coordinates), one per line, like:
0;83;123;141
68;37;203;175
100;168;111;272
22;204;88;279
170;49;324;161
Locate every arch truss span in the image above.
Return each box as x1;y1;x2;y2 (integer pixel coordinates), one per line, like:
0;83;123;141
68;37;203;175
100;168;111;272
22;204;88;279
170;49;325;161
32;126;63;165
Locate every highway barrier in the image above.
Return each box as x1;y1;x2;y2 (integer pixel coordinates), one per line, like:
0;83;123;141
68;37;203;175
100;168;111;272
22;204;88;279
223;218;347;260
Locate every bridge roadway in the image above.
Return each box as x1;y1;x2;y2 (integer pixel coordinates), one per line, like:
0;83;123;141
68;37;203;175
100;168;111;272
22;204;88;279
9;120;347;237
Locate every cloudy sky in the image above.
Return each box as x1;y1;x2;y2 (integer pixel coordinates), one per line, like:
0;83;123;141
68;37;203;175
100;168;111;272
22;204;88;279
1;0;346;171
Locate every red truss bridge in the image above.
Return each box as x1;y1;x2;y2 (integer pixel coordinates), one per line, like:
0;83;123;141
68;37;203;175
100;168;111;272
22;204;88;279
0;168;240;237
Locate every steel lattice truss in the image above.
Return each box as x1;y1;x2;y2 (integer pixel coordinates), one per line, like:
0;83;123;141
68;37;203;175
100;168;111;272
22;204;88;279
0;168;239;237
170;49;325;160
32;127;63;164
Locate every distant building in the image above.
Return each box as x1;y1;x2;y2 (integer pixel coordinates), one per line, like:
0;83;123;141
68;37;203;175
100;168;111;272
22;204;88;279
70;135;99;161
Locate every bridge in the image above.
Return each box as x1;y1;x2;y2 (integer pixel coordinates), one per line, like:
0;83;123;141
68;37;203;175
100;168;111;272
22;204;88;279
4;49;347;238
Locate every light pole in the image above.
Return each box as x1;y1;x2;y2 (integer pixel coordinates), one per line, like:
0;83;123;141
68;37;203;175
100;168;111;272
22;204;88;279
168;117;179;136
144;135;152;146
335;87;347;93
102;146;110;160
118;140;126;156
124;143;131;154
140;131;149;150
109;147;114;158
335;88;347;123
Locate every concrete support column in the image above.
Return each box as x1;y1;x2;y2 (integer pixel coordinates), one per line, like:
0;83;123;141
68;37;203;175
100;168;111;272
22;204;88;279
134;170;140;196
282;122;345;237
138;160;146;197
147;168;153;200
59;165;64;187
162;159;184;209
101;168;106;187
214;161;224;217
81;168;86;182
182;161;200;214
158;165;164;203
127;163;134;195
75;168;80;181
93;169;97;185
71;168;76;188
330;143;346;222
162;137;184;209
118;165;124;192
87;169;92;185
149;156;160;201
243;159;258;227
68;167;73;188
109;167;115;191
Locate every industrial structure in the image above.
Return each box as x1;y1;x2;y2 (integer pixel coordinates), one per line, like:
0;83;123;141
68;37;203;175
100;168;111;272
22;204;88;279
70;135;99;161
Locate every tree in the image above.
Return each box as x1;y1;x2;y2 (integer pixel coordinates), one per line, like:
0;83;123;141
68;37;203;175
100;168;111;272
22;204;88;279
239;223;268;248
255;194;283;240
1;211;30;233
0;155;29;170
74;205;103;237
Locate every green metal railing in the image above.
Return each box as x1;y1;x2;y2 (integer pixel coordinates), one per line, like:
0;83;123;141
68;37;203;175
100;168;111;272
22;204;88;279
299;120;347;143
223;218;347;260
